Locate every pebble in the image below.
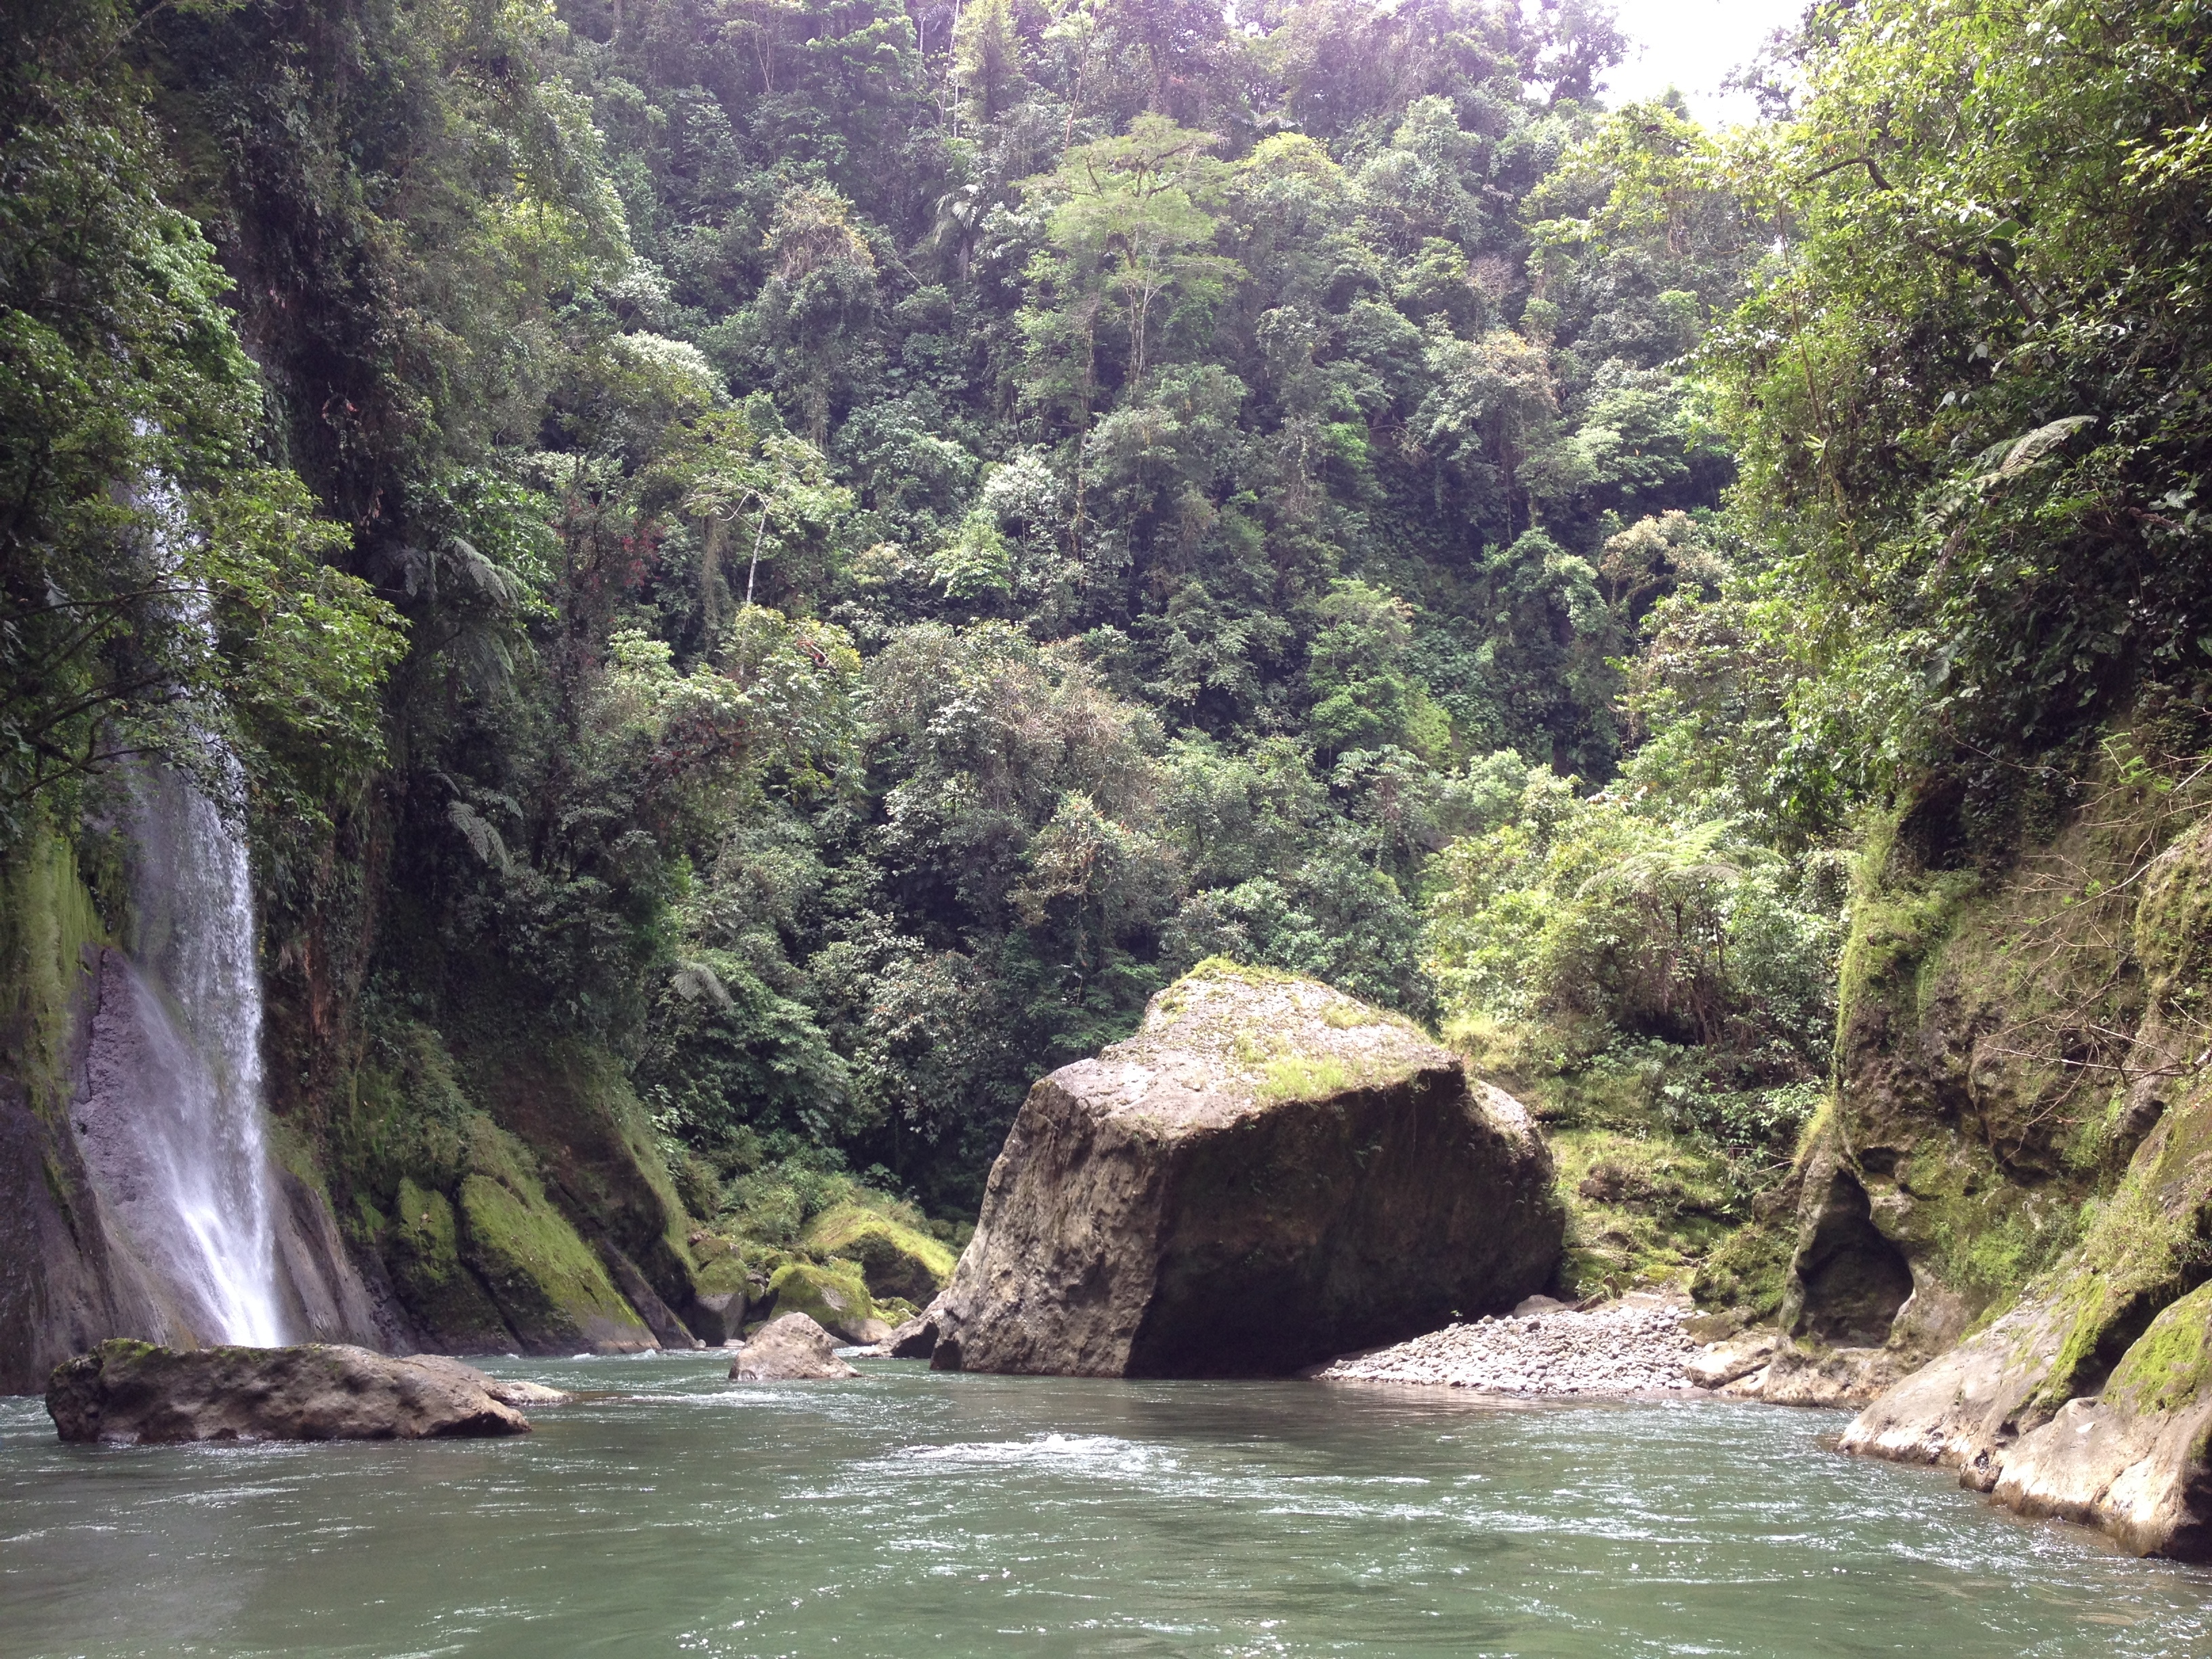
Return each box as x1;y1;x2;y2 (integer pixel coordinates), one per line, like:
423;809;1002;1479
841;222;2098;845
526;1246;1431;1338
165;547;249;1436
1315;1301;1700;1396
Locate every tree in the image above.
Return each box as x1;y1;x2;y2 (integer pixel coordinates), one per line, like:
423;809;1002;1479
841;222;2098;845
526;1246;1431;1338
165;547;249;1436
1026;116;1238;394
0;0;402;841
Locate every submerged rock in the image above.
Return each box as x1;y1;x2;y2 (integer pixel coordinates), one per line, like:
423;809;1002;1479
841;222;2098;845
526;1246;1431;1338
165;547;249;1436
729;1313;858;1380
45;1340;532;1443
927;962;1563;1378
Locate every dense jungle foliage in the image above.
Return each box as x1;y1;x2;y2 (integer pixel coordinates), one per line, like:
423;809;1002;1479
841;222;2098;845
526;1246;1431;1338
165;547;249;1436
4;0;2207;1290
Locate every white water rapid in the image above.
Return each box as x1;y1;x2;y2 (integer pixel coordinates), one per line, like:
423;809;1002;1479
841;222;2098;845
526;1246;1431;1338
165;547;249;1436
77;766;291;1347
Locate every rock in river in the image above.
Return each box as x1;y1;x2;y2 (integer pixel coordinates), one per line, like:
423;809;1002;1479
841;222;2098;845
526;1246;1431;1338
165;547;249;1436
927;961;1563;1377
729;1313;859;1380
45;1340;533;1443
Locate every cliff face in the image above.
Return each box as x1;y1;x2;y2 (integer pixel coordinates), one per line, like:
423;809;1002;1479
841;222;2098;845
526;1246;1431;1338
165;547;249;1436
0;828;394;1391
0;817;722;1389
1793;735;2212;1557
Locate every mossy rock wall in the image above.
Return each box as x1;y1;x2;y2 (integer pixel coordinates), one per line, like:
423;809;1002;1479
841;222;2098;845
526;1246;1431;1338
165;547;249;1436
1783;761;2205;1357
344;1024;675;1353
458;1171;653;1353
382;1177;512;1351
465;1037;701;1326
1832;745;2212;1559
0;827;176;1391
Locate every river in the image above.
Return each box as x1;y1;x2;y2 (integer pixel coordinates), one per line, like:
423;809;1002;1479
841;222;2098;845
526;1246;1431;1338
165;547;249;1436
1;1355;2205;1656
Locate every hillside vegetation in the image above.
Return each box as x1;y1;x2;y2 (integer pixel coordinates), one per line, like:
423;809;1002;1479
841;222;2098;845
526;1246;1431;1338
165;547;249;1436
2;0;2207;1347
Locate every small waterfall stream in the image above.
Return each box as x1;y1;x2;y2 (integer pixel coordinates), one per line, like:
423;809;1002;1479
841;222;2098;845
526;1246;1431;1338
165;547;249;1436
76;766;291;1347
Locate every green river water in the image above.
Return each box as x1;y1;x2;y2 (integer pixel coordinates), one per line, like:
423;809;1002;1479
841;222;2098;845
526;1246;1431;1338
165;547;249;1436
2;1353;2207;1658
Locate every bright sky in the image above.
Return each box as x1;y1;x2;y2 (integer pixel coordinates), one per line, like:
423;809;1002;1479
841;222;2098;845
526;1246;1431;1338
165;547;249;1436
1599;0;1809;126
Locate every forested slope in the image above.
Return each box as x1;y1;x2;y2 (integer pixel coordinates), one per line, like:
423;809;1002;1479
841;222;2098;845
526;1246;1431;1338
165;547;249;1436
3;0;2208;1377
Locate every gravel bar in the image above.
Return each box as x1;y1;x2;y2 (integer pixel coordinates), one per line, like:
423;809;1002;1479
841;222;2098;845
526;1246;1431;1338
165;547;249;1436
1316;1302;1700;1396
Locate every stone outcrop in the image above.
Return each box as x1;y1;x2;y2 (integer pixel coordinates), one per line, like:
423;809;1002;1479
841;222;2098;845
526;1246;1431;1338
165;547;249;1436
45;1339;533;1443
1736;1342;1906;1406
1822;783;2212;1557
402;1352;575;1409
886;1308;941;1358
729;1313;858;1380
927;962;1562;1378
1841;1271;2212;1557
1685;1329;1779;1389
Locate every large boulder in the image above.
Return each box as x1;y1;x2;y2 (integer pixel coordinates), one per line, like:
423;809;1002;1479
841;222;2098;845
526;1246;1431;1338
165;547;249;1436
729;1313;858;1380
928;962;1563;1377
45;1340;532;1443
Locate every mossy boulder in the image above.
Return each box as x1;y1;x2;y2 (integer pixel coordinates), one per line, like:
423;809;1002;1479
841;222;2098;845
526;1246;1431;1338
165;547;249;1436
682;1230;752;1344
798;1204;957;1302
760;1259;880;1344
927;960;1562;1378
457;1171;653;1353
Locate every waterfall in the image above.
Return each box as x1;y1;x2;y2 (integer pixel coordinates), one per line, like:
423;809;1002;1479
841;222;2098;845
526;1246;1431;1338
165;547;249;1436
75;766;292;1347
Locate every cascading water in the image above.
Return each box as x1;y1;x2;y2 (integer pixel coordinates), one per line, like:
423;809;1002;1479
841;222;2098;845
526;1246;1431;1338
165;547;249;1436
59;439;295;1347
92;764;291;1347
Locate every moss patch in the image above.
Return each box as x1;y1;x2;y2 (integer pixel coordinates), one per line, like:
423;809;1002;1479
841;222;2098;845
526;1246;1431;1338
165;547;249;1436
2110;1280;2212;1416
798;1202;956;1300
1133;961;1443;1111
1549;1126;1738;1299
458;1168;650;1351
1691;1212;1795;1320
465;1036;701;1315
0;823;106;1128
384;1176;512;1349
687;1230;754;1297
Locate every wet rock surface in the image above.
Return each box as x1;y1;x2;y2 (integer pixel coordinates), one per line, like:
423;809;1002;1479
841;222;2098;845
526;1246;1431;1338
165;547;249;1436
45;1339;533;1443
1743;1343;1905;1407
1316;1298;1700;1396
728;1313;858;1380
884;1307;940;1359
928;963;1561;1378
